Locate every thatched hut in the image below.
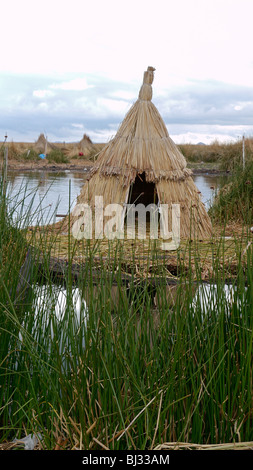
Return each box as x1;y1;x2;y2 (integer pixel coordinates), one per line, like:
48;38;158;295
66;134;94;158
79;134;92;153
59;67;212;240
34;133;55;154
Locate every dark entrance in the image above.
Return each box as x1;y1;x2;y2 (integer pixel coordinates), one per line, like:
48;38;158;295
127;172;158;207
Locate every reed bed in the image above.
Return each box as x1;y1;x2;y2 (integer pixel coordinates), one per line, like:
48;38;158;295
26;222;251;283
0;175;253;451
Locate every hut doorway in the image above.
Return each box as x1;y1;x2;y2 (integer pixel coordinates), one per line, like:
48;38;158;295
124;173;159;236
127;172;158;207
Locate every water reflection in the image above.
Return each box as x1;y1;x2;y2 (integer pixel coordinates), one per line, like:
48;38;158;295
6;170;226;225
7;171;86;225
193;173;226;208
193;283;234;315
20;284;88;353
26;282;246;341
192;283;247;317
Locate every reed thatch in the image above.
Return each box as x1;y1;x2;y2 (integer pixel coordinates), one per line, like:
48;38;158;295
80;133;92;147
58;67;213;239
34;133;55;154
66;134;94;158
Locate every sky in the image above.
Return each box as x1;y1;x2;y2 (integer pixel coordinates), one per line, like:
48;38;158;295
1;0;253;144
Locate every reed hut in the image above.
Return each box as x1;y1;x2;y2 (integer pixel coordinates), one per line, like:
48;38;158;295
80;134;92;152
34;133;55;154
66;134;94;158
59;67;212;239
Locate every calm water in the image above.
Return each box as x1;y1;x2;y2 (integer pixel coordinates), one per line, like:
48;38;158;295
6;170;225;225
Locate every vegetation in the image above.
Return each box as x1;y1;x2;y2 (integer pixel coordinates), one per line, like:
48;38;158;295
19;149;41;161
1;137;252;171
179;137;253;171
0;140;103;165
0;173;252;450
209;161;253;224
46;149;69;164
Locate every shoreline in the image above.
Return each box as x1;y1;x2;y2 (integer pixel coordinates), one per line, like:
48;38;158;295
5;160;227;175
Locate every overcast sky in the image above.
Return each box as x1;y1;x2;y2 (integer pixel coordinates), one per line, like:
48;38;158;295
1;0;253;144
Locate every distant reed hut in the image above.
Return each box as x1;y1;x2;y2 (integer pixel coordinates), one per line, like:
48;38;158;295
34;133;55;154
67;134;94;158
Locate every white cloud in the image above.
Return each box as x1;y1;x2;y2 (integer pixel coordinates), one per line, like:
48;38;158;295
72;123;84;129
88;126;118;143
110;90;136;101
33;89;55;98
50;78;93;91
169;124;253;145
97;98;130;116
38;102;49;111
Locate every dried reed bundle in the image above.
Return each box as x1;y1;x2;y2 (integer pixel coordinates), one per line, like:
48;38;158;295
66;134;94;158
56;67;213;239
154;441;253;450
34;133;56;153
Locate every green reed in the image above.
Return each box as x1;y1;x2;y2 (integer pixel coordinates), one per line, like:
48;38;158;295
0;175;252;450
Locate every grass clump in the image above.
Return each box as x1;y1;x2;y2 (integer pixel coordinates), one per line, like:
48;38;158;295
179;141;221;164
18;149;41;161
0;142;19;160
209;161;253;224
46;149;69;164
179;138;253;171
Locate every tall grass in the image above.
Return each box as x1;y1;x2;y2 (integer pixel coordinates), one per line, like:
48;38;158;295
179;137;253;171
46;149;69;164
209;161;253;224
0;174;252;449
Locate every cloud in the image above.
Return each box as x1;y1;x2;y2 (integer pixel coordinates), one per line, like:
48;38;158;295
33;89;55;98
169;124;252;145
49;78;93;91
157;80;253;128
1;73;253;144
71;123;84;129
110;90;136;101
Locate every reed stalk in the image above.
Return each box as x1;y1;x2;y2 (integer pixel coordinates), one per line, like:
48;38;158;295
0;174;252;450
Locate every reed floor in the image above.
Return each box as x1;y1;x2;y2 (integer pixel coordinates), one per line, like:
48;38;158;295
25;221;252;284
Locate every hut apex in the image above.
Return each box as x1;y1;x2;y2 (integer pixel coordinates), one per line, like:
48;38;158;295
57;67;213;240
139;66;156;101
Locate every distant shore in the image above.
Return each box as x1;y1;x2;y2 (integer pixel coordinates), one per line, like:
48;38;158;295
7;164;226;175
5;158;226;175
5;158;94;173
2;138;246;174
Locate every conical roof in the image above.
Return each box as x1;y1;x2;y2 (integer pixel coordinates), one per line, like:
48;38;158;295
34;133;55;153
90;66;191;184
34;133;47;153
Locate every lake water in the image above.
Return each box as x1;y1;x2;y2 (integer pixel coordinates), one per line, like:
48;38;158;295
6;170;225;226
